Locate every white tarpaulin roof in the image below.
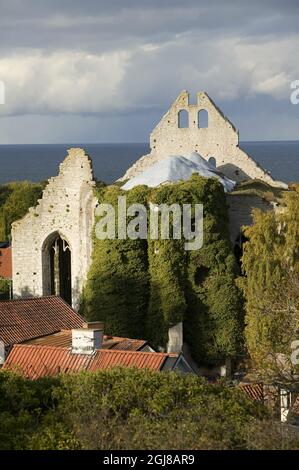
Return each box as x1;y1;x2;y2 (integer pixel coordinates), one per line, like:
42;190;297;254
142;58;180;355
122;152;236;192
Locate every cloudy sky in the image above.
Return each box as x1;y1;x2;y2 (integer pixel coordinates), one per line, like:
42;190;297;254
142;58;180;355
0;0;298;143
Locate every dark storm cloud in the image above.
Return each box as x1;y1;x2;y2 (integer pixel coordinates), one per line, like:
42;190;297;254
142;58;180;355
0;0;298;52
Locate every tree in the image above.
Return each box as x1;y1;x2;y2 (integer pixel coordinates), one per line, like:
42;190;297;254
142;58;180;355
0;278;10;300
0;181;44;240
1;368;299;450
241;186;299;382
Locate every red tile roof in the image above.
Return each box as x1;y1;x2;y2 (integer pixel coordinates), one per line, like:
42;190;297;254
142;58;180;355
26;330;148;351
3;344;175;379
0;296;83;347
103;336;147;351
0;246;12;279
239;382;264;402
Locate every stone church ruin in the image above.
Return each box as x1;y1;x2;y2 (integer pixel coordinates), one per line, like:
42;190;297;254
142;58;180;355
11;91;287;309
121;90;286;188
12;148;97;310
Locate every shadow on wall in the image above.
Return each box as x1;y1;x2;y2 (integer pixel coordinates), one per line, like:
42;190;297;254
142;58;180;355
218;163;251;182
226;193;273;245
15;278;82;311
80;270;150;341
19;286;34;298
72;276;82;311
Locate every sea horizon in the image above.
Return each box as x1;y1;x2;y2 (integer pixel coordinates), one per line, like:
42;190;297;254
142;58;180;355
0;139;299;145
0;140;298;185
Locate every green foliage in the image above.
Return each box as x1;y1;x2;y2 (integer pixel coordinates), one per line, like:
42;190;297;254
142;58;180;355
147;238;187;348
81;185;150;338
176;176;243;364
241;186;299;375
0;278;10;300
0;368;276;450
0;181;45;240
82;175;243;365
232;179;287;203
0;370;60;449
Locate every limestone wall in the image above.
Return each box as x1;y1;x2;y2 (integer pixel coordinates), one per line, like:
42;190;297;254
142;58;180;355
227;193;272;244
12;148;97;310
121;91;286;188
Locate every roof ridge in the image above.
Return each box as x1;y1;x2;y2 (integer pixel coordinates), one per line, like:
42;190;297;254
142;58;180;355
12;343;177;357
0;295;84;317
105;335;147;343
0;295;63;304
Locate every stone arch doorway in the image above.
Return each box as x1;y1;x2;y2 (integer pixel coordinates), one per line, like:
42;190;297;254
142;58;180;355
42;232;72;305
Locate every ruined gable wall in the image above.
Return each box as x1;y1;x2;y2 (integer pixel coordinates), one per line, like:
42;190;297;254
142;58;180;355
12;148;97;310
121;91;286;188
150;91;238;159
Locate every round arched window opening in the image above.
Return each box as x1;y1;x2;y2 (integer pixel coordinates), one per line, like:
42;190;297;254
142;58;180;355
198;109;208;128
208;157;216;168
178;109;189;128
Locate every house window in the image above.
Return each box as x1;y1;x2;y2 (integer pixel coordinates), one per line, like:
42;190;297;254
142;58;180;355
198;109;208;128
178;109;189;128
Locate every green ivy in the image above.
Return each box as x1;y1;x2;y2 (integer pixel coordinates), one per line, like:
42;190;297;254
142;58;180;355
81;185;150;339
0;278;10;300
0;181;45;241
81;174;244;365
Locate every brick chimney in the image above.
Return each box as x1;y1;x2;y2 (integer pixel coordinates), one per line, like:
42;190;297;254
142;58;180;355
71;321;104;355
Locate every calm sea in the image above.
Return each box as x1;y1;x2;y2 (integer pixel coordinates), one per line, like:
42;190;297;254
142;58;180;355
0;141;298;184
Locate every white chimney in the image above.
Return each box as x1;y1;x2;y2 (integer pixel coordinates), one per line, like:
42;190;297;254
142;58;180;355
220;357;232;378
280;388;291;423
71;322;104;355
0;340;5;365
167;322;183;353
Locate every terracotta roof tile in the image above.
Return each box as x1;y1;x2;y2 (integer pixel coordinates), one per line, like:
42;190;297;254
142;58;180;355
26;331;147;351
3;344;174;378
0;296;83;347
239;382;264;402
26;330;73;348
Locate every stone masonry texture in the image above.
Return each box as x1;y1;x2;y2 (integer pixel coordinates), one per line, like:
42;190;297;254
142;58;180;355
12;148;97;310
121;90;287;189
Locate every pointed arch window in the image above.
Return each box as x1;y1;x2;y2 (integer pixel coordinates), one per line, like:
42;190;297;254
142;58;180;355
42;233;72;305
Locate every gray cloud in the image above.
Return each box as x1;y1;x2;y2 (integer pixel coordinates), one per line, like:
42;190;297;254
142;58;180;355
1;0;298;51
0;0;298;142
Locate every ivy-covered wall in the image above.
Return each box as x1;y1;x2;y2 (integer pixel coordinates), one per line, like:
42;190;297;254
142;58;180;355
0;278;10;300
80;184;150;339
81;175;244;365
0;181;45;241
